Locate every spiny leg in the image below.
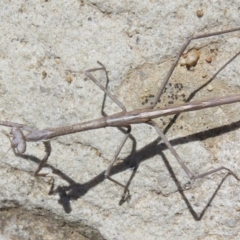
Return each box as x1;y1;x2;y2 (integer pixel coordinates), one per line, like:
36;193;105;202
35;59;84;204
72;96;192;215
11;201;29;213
2;129;52;177
85;61;126;112
1;127;27;158
34;141;51;177
148;120;239;181
10;127;26;154
151;27;240;108
105;126;131;199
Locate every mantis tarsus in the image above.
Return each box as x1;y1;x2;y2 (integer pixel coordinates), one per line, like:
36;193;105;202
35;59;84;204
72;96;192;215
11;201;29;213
1;27;240;200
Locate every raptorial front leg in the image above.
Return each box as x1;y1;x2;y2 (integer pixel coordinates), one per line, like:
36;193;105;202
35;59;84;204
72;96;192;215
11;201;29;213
2;128;52;177
148;120;239;181
1;127;28;162
85;61;127;112
105;126;131;198
9;127;26;154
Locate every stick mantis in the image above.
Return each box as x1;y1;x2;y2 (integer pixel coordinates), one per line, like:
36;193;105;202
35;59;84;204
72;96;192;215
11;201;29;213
1;27;240;198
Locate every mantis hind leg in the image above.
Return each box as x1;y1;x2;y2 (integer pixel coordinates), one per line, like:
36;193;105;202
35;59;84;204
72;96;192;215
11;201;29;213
148;120;239;181
150;27;240;109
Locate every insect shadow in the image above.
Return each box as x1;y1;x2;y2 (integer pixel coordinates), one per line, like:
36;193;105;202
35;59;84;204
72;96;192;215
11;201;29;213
14;118;240;218
2;29;240;219
11;47;240;219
